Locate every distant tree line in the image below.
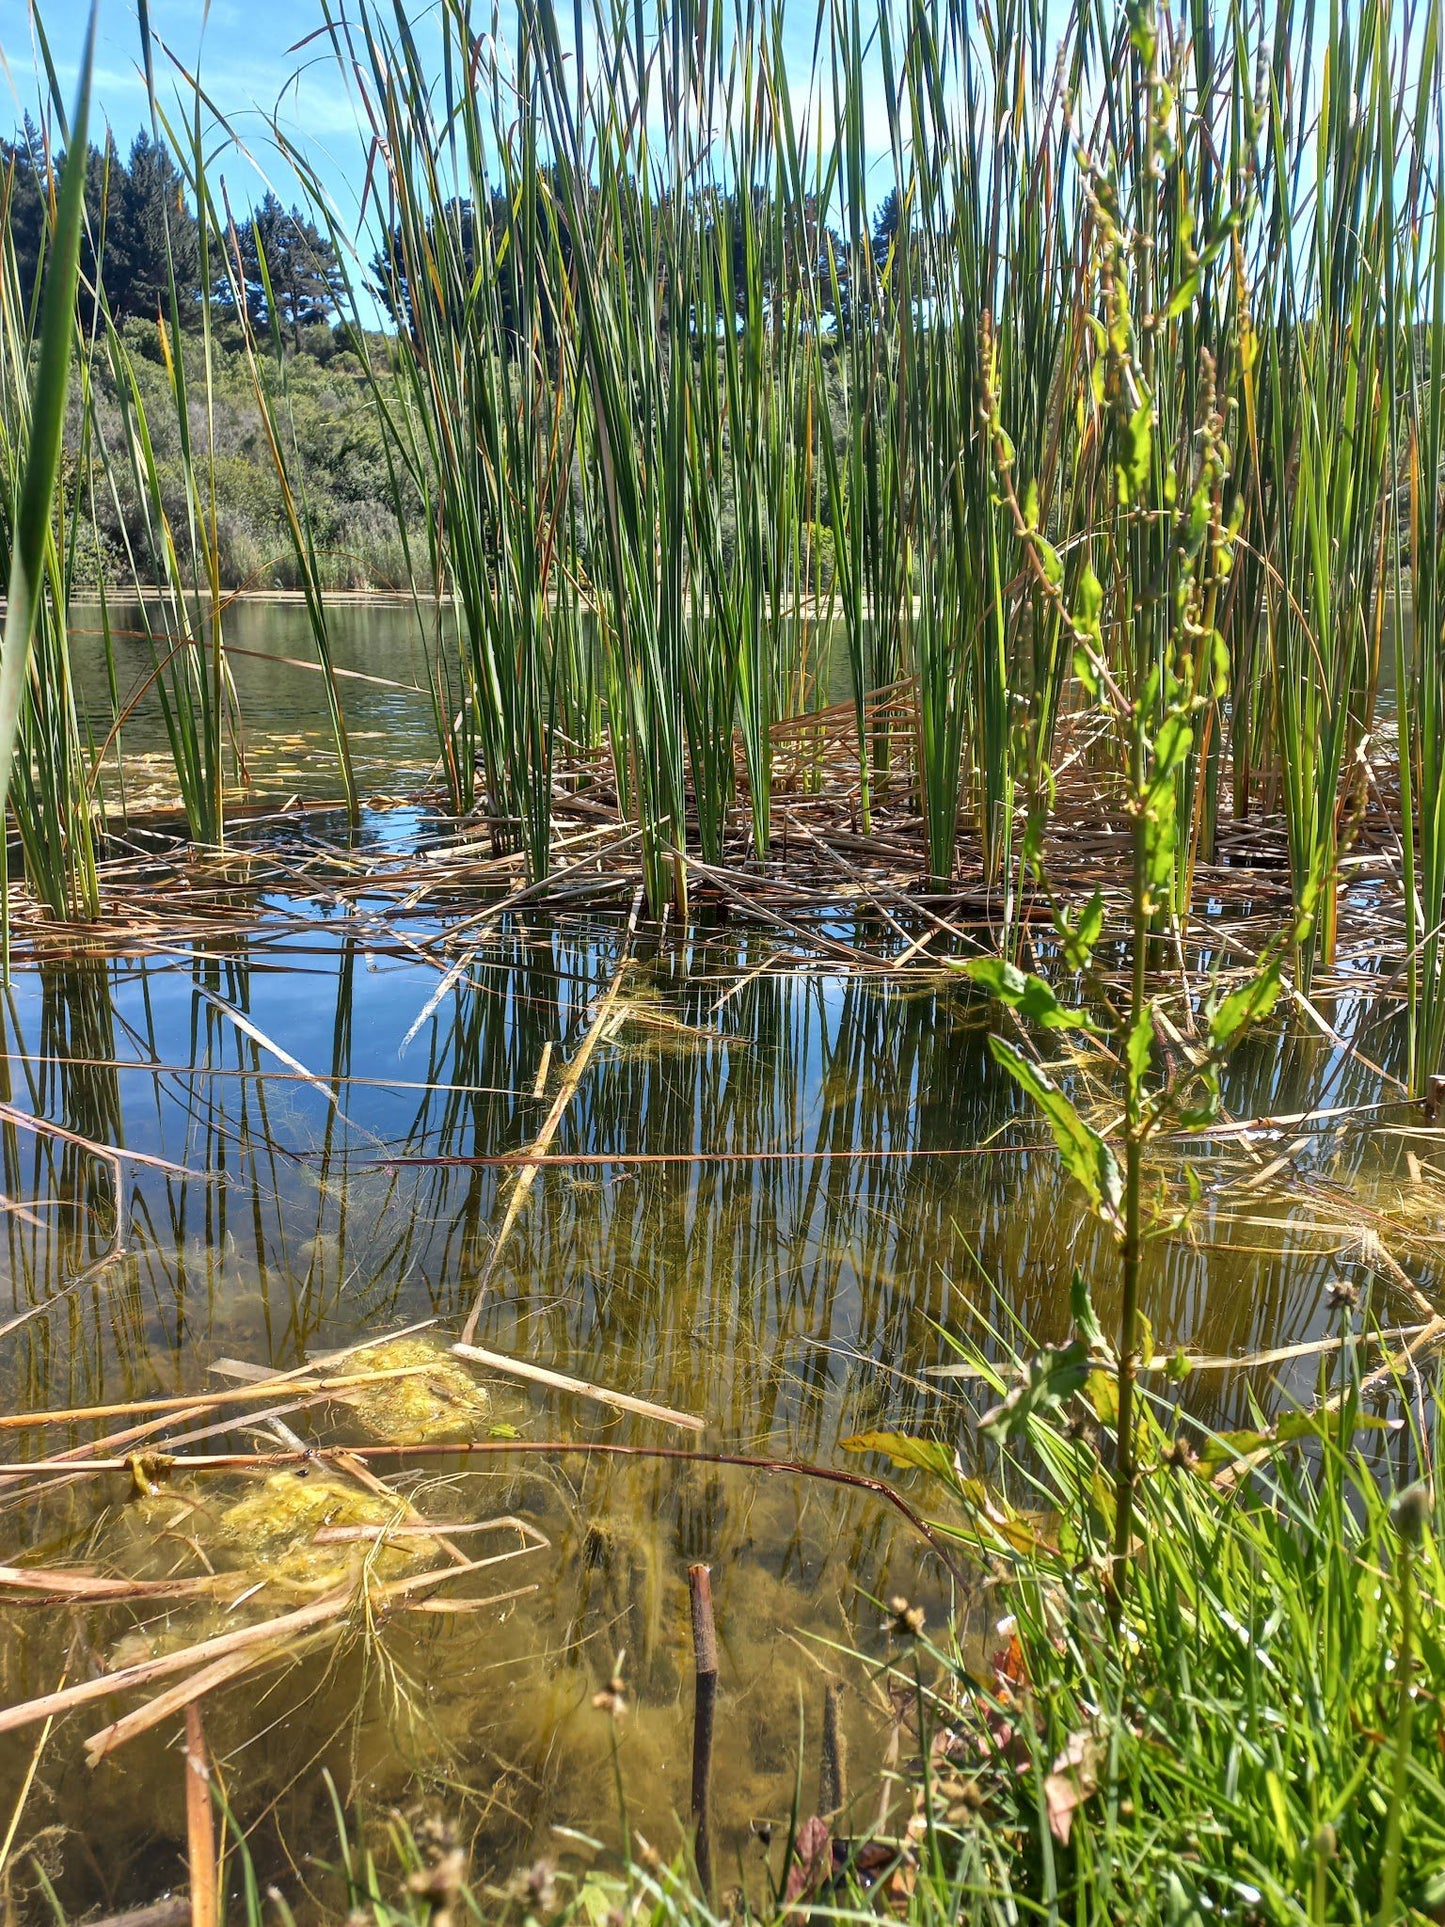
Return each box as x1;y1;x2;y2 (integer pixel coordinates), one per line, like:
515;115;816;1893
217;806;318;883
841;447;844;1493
367;171;913;349
1;121;343;346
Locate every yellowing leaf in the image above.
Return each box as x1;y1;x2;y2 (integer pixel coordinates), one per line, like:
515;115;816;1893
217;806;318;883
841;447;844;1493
841;1431;959;1481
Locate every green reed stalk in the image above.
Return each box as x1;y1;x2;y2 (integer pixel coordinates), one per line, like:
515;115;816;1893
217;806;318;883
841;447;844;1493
1402;0;1445;1094
216;198;359;825
1;0;1425;945
0;12;101;934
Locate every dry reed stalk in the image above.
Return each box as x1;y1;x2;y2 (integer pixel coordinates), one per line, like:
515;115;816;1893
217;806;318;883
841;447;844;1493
0;1590;354;1740
86;1639;329;1768
378;1144;1048;1171
0;1362;460;1433
0;1565;228;1602
83;1572;544;1763
451;1341;704;1432
183;1704;218;1927
0;1327;446;1505
458;885;643;1345
0;1656;65;1879
391;1580;538;1614
0;1099;203;1178
0;1246;130;1342
925;1326;1433;1382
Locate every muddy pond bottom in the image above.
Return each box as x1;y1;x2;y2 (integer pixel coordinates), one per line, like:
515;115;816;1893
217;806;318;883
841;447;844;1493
0;898;1435;1917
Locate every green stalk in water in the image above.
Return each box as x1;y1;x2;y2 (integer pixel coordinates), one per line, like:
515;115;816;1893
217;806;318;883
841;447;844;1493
0;9;100;938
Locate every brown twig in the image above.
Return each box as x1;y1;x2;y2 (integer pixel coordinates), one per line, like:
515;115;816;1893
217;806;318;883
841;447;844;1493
184;1705;218;1927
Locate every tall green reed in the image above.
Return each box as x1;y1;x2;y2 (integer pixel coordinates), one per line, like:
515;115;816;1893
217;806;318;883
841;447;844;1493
0;14;101;929
4;0;1443;989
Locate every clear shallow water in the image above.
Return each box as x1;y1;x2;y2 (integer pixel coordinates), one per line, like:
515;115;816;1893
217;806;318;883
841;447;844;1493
0;860;1437;1914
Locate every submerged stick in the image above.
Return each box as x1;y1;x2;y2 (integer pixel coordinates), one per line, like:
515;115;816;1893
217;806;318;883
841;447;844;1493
451;1341;704;1432
688;1563;718;1903
819;1682;847;1820
0;1542;540;1742
183;1705;218;1927
459;886;643;1346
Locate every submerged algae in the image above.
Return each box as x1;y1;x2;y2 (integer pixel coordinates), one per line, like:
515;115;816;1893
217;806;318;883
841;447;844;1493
216;1470;436;1589
338;1338;494;1444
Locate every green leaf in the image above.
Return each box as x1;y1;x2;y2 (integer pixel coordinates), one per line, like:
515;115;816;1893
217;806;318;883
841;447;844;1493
1070;1268;1109;1355
1073;644;1102;700
1152;711;1194;782
1036;533;1064;586
980;1340;1091;1446
1126;1007;1154;1089
954;1478;1051;1555
989;1036;1123;1227
1075;561;1104;638
1183;479;1212;556
1208;960;1281;1053
1189;1408;1400;1473
1118;396;1154;501
1165;271;1201;319
1207;627;1229;700
0;11;97;837
1061;892;1105;971
965;957;1099;1031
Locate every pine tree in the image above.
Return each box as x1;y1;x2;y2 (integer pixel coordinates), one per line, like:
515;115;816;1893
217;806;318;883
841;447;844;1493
236;193;342;346
103;131;201;322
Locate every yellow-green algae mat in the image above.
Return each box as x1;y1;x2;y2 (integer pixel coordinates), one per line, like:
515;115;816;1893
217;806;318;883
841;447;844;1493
332;1335;495;1444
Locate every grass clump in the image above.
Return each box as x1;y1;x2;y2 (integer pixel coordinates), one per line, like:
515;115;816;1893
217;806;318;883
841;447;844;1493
865;1341;1444;1926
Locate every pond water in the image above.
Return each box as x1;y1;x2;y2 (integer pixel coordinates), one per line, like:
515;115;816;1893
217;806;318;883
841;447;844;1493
71;598;442;811
0;863;1436;1918
69;597;862;816
0;608;1436;1918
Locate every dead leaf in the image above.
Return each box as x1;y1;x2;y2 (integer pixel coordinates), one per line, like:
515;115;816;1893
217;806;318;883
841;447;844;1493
783;1815;832;1911
1042;1725;1104;1845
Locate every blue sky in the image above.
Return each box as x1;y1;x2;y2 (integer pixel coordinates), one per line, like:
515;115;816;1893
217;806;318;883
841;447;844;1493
1;0;389;226
2;0;909;241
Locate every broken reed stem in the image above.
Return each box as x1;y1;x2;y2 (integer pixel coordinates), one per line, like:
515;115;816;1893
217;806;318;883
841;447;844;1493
688;1562;718;1904
183;1704;218;1927
0;1362;451;1432
459;885;643;1346
451;1340;704;1432
83;1584;541;1763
